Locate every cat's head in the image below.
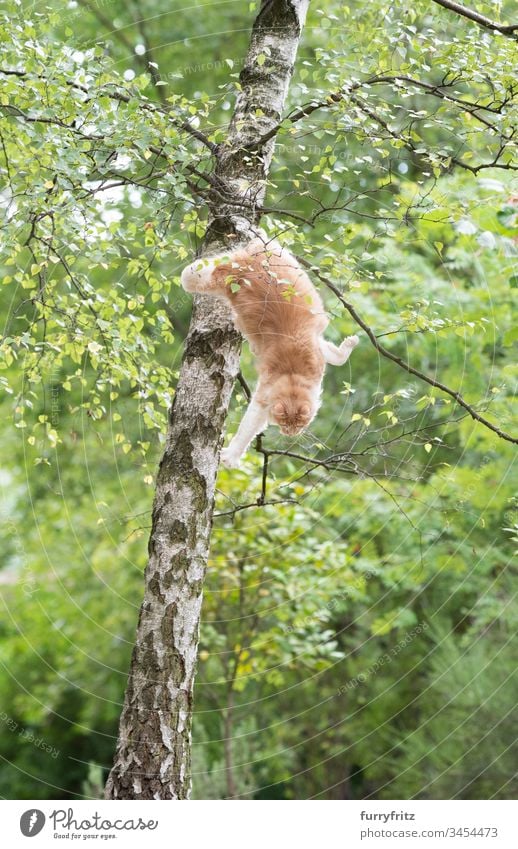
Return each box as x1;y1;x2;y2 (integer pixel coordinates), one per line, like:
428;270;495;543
268;376;319;436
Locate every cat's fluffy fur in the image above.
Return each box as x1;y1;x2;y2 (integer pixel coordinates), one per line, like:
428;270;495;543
181;235;358;467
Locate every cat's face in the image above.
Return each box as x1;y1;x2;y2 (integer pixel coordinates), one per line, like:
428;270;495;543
270;397;314;436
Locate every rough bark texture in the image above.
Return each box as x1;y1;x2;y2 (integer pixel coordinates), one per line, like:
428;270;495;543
105;0;310;800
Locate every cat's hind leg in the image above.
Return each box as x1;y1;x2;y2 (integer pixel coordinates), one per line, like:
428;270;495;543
319;335;359;366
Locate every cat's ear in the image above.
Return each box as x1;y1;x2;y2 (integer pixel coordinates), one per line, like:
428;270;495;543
300;404;311;417
272;402;284;417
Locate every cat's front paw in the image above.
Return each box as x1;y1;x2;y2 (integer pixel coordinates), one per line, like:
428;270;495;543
342;334;359;350
220;446;242;469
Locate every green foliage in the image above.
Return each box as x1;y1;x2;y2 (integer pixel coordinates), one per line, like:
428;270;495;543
383;629;518;799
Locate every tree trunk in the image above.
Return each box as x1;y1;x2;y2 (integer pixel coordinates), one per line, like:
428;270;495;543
105;0;310;800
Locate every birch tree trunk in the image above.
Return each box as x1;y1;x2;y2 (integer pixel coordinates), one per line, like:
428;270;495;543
105;0;310;800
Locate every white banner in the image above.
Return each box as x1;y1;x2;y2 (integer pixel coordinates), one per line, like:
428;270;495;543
2;800;517;848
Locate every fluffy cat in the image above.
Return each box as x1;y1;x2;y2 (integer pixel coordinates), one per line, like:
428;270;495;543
181;236;358;467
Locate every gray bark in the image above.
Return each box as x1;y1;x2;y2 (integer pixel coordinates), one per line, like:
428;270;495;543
105;0;310;800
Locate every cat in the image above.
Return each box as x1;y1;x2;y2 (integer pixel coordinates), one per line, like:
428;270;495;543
181;235;359;467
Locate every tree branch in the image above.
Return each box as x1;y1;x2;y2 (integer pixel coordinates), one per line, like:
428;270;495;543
429;0;518;40
349;91;515;175
298;259;517;445
0;67;218;153
247;71;514;151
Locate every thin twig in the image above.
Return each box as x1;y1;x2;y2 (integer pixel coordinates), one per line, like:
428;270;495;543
298;258;517;445
430;0;518;39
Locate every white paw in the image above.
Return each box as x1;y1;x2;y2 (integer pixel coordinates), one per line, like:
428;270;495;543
342;334;359;350
220;447;242;469
180;263;203;293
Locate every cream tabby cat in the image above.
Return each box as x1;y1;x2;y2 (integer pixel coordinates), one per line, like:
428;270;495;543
181;236;358;467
